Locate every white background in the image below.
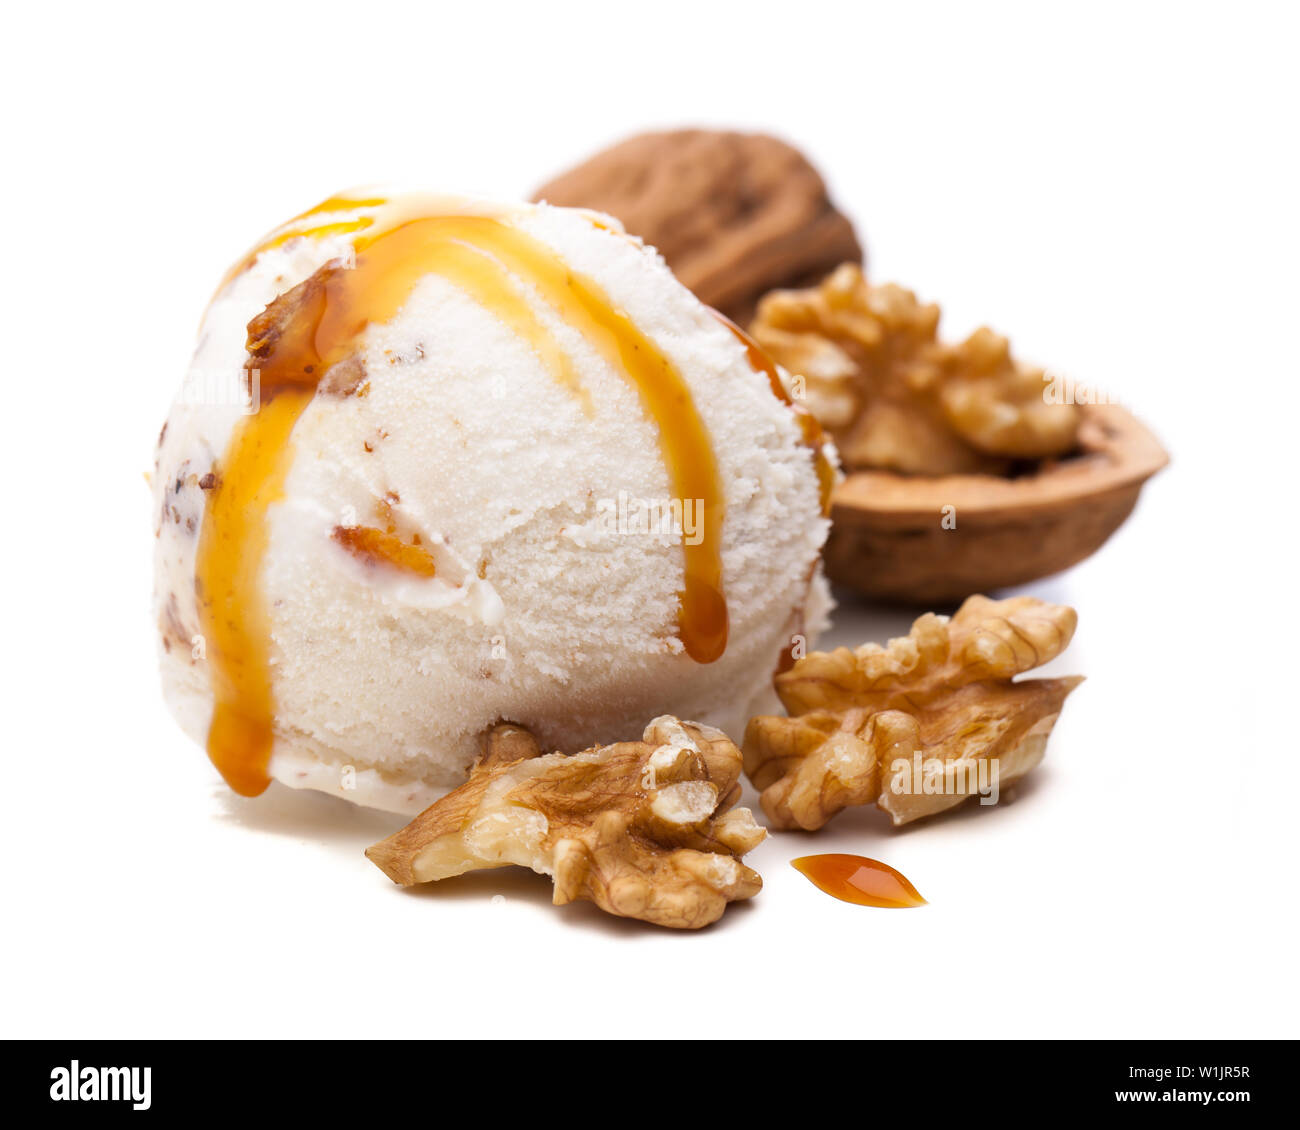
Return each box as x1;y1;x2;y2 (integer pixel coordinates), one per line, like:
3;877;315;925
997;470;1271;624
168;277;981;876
2;0;1296;1039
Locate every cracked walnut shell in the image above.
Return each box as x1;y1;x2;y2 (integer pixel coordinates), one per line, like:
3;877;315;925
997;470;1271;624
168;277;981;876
826;401;1168;604
367;717;765;929
743;595;1082;831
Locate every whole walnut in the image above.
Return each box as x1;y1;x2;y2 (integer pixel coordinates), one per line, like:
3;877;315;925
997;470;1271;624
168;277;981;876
533;129;863;325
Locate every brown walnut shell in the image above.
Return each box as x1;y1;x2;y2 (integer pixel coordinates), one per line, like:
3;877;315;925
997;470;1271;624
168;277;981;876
825;403;1168;604
532;129;863;325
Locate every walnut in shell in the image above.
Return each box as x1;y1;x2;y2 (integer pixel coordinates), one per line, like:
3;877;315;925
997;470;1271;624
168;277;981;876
532;130;863;325
752;264;1080;476
367;717;765;929
743;595;1082;831
750;264;1168;603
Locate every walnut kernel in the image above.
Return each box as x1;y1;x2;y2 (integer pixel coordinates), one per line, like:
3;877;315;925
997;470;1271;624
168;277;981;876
367;717;765;929
743;595;1082;830
751;265;1080;475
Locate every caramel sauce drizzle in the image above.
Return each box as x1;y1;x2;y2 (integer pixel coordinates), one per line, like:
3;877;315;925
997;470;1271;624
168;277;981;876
712;312;836;516
792;854;927;908
195;198;727;795
194;389;308;796
214;194;387;295
712;313;833;678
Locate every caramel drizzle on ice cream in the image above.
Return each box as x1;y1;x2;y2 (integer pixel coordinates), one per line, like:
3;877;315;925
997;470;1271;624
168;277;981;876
196;196;730;795
713;312;836;516
214;193;387;296
195;388;306;796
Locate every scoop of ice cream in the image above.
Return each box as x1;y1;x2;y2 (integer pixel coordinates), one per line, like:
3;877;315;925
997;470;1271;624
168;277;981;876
154;191;834;814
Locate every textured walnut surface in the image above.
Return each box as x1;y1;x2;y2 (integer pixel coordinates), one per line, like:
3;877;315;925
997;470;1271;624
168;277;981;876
751;264;1081;475
743;595;1082;830
367;717;765;929
533;130;862;324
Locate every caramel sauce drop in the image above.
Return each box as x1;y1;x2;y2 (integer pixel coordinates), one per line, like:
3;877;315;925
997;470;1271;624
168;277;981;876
195;200;728;795
792;854;927;908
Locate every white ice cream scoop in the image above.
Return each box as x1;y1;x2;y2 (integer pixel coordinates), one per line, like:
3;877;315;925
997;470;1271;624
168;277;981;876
153;191;834;814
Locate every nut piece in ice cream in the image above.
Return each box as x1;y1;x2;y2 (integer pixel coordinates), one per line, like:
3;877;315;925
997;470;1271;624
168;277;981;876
533;130;863;325
743;595;1082;831
751;264;1081;476
367;717;766;929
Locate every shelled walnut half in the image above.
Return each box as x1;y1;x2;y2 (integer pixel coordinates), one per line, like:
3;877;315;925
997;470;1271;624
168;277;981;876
743;595;1082;831
367;717;765;929
751;264;1080;476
